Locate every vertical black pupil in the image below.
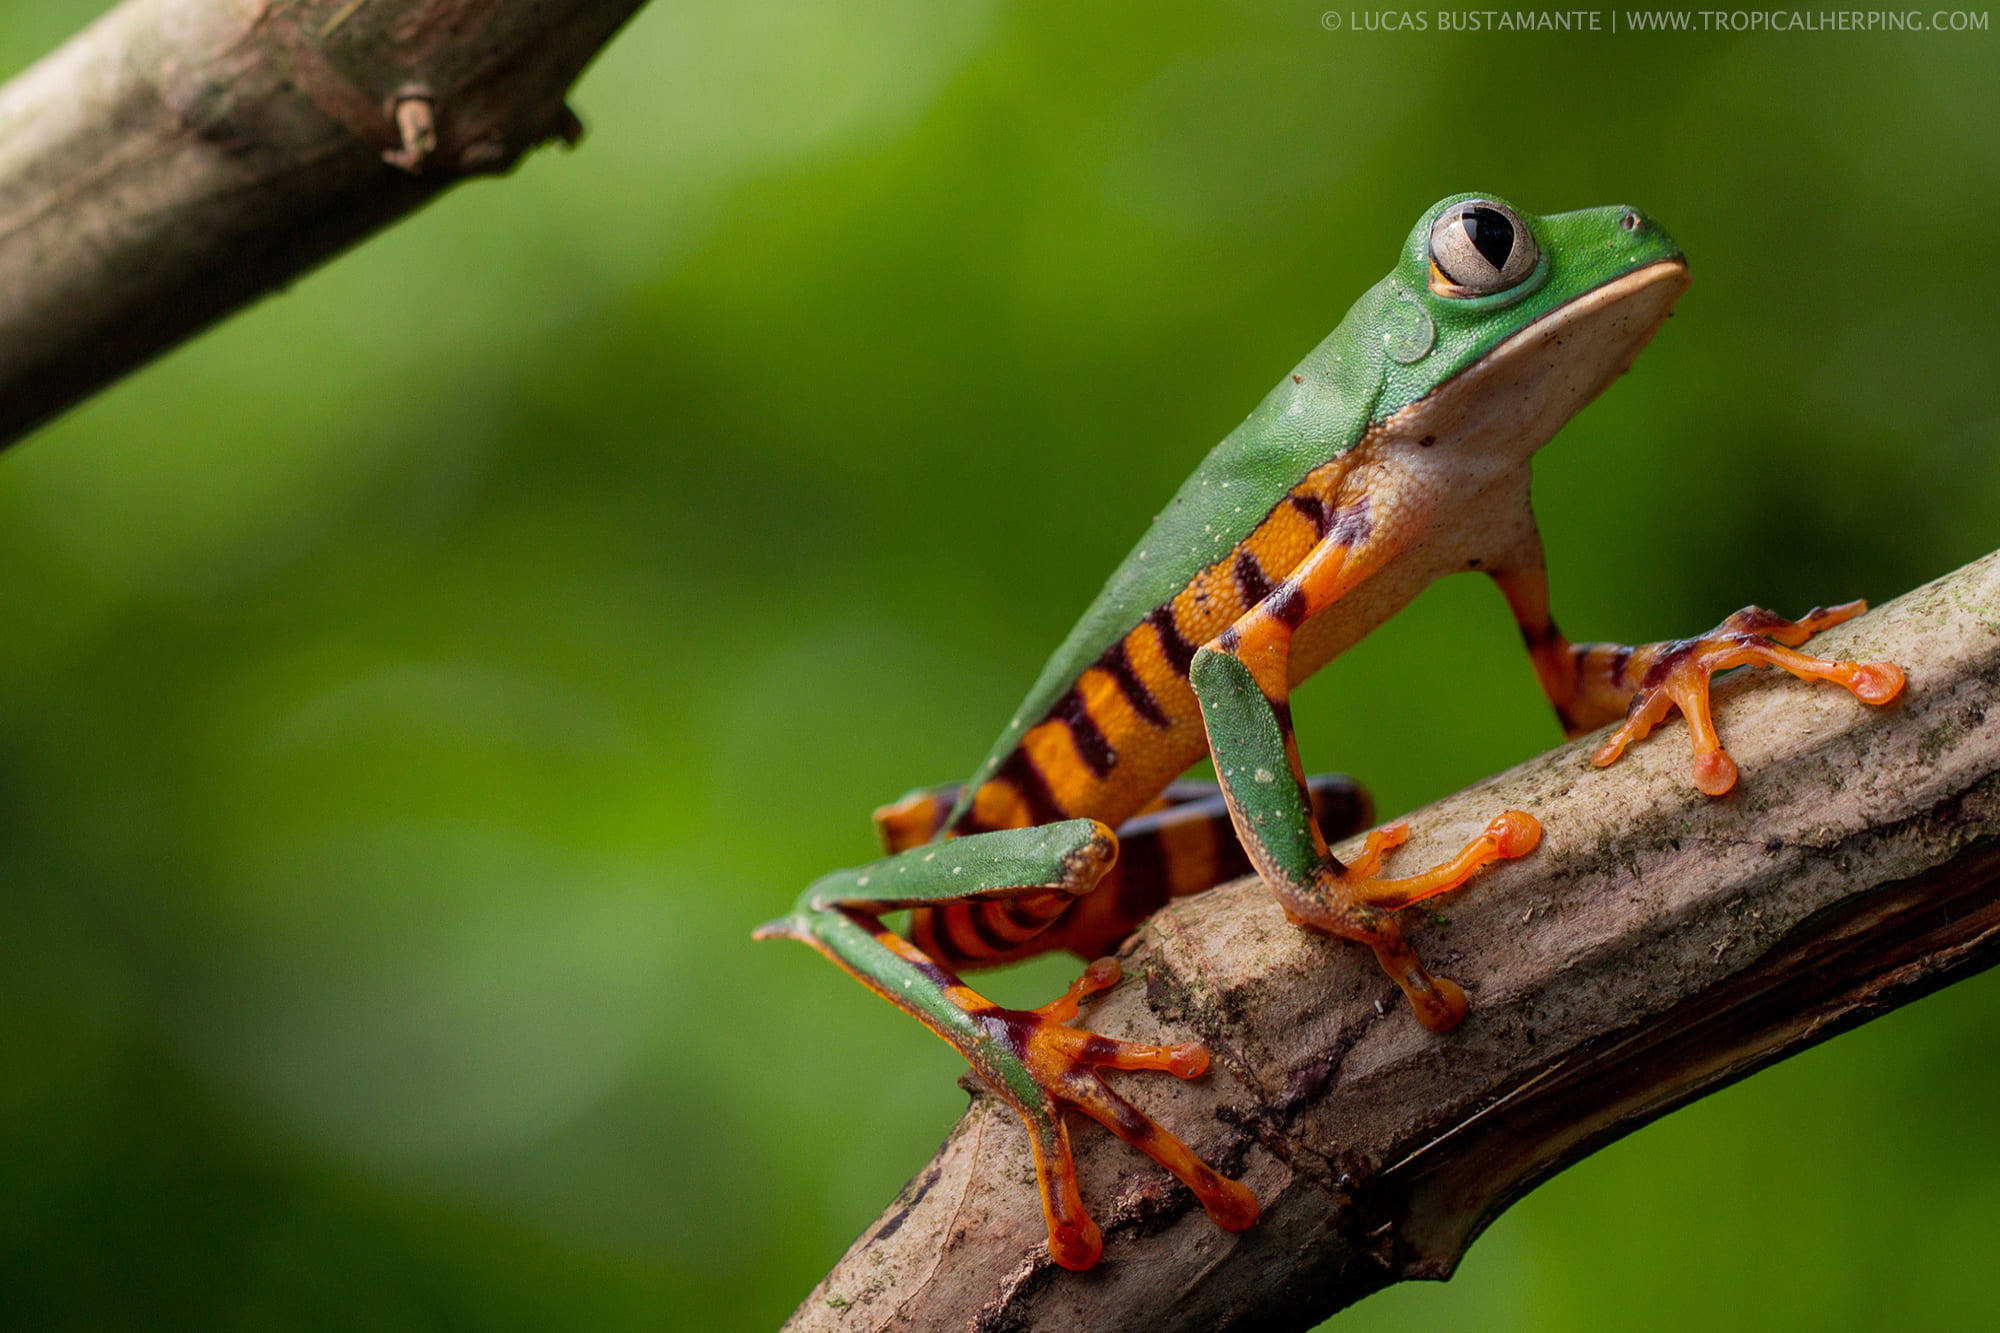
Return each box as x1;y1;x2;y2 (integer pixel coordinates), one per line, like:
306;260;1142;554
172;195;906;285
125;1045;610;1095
1460;207;1515;271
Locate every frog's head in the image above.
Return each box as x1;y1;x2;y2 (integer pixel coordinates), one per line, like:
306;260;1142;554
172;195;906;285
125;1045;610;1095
1370;193;1690;457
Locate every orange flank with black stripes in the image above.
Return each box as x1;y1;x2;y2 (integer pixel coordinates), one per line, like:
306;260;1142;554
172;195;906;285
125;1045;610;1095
946;454;1357;846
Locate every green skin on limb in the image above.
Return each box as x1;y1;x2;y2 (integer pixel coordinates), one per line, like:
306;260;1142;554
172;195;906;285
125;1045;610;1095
757;194;1906;1271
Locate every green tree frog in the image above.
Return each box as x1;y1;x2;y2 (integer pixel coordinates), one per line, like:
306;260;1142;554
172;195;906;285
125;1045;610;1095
758;194;1905;1270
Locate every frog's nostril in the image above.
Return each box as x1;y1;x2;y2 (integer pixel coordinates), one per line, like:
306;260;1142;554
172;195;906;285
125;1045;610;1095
1620;210;1642;232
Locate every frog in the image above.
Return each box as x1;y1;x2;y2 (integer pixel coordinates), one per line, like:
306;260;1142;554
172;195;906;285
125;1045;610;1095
755;194;1906;1271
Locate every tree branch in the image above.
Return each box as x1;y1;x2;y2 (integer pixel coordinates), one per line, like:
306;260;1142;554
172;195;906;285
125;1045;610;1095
0;0;648;446
786;548;2000;1332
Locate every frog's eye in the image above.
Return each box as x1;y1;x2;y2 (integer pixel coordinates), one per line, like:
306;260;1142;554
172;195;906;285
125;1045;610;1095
1428;201;1538;298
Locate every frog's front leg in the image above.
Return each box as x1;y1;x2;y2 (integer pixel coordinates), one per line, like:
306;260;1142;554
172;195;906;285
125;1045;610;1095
1492;561;1906;795
753;820;1257;1270
1188;529;1540;1032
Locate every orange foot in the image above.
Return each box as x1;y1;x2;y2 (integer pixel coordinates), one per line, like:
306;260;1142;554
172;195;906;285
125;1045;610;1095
1591;602;1905;796
1280;811;1542;1032
997;958;1257;1269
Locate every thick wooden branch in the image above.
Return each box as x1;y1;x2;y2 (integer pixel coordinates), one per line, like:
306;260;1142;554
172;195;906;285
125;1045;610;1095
0;0;648;446
787;549;2000;1332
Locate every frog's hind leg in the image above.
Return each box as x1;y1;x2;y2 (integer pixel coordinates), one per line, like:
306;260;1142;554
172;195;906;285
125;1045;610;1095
875;784;1073;969
755;819;1257;1270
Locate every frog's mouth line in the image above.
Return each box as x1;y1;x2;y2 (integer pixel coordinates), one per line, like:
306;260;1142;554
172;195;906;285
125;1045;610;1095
1518;256;1693;357
1391;258;1693;459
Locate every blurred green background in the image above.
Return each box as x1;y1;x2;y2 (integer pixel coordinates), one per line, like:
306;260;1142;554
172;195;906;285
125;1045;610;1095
3;1;1998;1328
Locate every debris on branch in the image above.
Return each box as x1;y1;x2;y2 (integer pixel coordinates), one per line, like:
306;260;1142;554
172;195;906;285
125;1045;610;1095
787;548;2000;1332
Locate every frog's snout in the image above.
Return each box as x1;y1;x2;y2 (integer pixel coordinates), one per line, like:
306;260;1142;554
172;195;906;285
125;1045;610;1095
1610;206;1686;268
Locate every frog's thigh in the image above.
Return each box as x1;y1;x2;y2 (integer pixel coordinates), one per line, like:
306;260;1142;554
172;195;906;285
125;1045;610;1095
756;822;1257;1271
808;818;1116;913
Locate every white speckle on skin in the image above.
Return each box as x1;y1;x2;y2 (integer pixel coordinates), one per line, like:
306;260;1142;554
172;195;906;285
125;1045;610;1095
857;875;870;886
1254;768;1275;784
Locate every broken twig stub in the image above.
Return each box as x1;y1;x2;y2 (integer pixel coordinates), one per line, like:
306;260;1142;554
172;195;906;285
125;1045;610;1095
0;0;648;443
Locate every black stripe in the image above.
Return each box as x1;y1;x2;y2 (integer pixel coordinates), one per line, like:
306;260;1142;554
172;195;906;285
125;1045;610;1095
998;750;1067;824
1233;551;1273;606
1055;688;1117;779
1289;493;1331;537
967;903;1018;955
1271;699;1295;734
1003;898;1060;933
1210;822;1254;883
1306;774;1372;839
1096;639;1169;728
1099;1089;1153;1138
917;916;973;970
1642;642;1692;689
1076;1035;1121;1065
1328;500;1373;545
1269;580;1308;628
1149;605;1197;676
1112;820;1172;924
926;785;962;837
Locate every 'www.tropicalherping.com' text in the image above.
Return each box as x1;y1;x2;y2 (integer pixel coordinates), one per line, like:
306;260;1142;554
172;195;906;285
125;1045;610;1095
1318;8;1989;29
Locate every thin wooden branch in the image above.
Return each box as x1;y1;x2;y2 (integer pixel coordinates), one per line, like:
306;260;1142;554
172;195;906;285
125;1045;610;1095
786;549;2000;1332
0;0;648;446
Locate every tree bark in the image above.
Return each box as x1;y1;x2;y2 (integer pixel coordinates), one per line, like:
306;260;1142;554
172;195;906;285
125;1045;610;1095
786;548;2000;1332
0;0;647;447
